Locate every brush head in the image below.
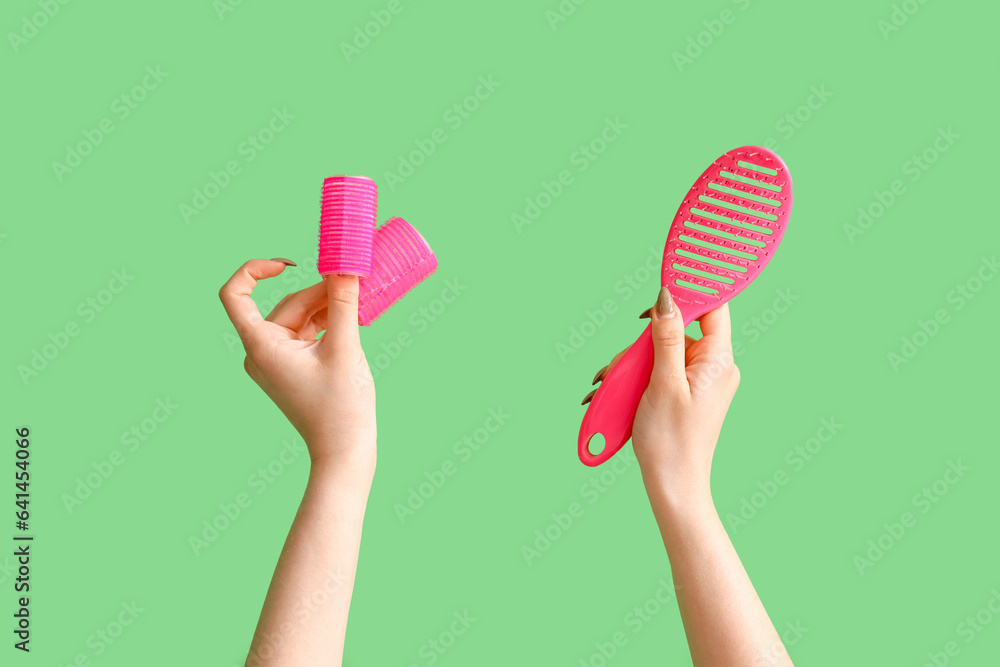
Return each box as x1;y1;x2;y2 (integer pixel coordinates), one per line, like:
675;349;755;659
317;175;377;277
358;217;437;326
664;146;793;324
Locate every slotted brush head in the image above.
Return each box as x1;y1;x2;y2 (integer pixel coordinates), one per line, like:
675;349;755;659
357;217;438;326
578;146;793;467
317;175;377;277
665;147;791;322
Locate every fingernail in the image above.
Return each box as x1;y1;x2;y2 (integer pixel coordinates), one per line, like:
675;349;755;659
581;389;597;405
592;365;608;385
639;307;652;319
271;257;297;266
655;286;676;319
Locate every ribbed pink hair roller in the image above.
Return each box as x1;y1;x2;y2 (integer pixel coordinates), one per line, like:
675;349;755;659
358;217;438;326
317;175;377;277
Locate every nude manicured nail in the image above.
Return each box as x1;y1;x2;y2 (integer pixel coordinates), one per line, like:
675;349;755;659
581;389;597;405
271;257;297;266
592;365;608;385
655;286;675;318
639;307;652;319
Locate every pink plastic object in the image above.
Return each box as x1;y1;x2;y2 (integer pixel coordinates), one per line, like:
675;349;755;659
357;217;438;326
578;146;794;466
317;175;377;277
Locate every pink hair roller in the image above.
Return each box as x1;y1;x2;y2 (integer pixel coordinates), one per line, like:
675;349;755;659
317;175;377;277
358;217;438;326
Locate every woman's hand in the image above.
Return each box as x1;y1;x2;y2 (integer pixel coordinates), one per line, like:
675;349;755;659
632;288;739;500
219;258;376;473
590;288;739;500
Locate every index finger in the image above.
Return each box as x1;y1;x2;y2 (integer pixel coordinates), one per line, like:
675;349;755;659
219;259;289;344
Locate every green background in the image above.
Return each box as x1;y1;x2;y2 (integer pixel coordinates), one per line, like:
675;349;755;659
4;0;999;664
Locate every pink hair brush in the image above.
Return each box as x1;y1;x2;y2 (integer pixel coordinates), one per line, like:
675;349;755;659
578;146;794;466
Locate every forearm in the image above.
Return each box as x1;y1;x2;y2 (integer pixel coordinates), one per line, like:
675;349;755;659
246;449;375;667
645;480;792;666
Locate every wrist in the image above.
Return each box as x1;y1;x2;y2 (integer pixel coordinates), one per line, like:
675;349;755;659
639;465;714;518
637;451;712;498
308;444;376;489
644;481;721;550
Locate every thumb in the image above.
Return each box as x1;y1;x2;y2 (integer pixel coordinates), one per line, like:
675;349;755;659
649;286;689;391
321;273;361;351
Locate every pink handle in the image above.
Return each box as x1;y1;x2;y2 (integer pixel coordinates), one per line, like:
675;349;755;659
579;308;699;466
578;325;653;466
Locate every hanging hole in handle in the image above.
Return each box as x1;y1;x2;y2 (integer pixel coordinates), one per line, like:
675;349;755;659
586;432;606;458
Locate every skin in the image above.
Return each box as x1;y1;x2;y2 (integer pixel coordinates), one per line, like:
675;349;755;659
592;287;793;666
219;259;375;667
219;258;791;665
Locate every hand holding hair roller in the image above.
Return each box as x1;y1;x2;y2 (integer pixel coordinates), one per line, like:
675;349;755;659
578;146;794;467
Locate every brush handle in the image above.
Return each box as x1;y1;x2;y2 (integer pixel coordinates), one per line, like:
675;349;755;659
578;305;702;466
578;324;654;466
